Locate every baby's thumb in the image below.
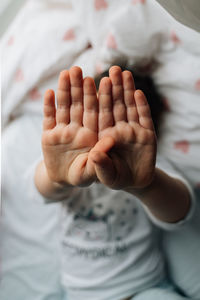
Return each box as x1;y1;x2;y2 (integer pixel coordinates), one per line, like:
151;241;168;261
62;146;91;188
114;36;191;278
91;151;116;187
90;137;116;187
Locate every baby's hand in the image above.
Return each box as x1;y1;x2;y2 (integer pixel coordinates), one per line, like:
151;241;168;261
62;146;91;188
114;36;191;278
42;67;99;186
90;66;157;190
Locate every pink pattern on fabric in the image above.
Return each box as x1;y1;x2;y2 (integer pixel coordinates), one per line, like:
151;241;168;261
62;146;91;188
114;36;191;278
174;140;190;154
106;33;117;49
15;69;24;82
195;79;200;91
29;87;42;100
171;31;181;44
7;36;14;46
132;0;146;5
94;0;108;11
63;28;75;41
86;42;92;49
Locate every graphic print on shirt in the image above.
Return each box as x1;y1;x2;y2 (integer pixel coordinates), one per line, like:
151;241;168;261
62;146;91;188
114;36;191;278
63;185;140;257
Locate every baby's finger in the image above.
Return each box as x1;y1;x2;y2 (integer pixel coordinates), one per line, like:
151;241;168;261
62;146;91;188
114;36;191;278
122;70;139;123
69;66;83;125
90;137;116;187
135;90;154;130
56;70;70;124
83;77;98;132
109;66;127;123
43;89;56;130
93;152;116;187
98;77;114;131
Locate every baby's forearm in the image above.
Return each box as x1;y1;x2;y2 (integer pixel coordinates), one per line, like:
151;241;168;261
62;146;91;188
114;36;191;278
34;161;74;201
125;168;191;223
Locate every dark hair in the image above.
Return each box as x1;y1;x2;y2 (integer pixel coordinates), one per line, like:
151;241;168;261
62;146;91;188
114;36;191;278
95;66;164;137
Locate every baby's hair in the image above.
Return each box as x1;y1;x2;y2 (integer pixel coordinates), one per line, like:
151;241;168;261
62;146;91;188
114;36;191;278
94;65;164;137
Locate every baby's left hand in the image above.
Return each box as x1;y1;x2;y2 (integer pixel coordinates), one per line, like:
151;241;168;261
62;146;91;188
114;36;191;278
90;66;157;190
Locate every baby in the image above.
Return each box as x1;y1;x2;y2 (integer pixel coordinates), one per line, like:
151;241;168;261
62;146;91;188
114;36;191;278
35;66;194;300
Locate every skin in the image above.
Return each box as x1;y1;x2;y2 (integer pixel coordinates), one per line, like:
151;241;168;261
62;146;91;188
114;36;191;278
35;66;190;223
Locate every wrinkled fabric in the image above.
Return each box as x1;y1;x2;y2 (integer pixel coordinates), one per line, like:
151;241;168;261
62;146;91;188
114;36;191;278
156;0;200;32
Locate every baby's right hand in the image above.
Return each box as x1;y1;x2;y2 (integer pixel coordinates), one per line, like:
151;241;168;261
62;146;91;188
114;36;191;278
42;67;99;187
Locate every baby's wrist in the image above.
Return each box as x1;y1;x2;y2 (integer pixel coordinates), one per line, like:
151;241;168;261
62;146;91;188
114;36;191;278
124;169;156;197
35;161;75;200
41;160;72;187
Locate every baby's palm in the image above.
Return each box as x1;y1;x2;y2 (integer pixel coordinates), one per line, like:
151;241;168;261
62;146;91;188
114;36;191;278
42;125;98;186
99;122;156;189
42;68;98;186
90;67;156;190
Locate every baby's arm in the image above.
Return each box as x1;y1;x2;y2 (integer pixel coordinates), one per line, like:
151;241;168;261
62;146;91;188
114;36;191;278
90;66;190;223
126;168;191;224
35;67;99;200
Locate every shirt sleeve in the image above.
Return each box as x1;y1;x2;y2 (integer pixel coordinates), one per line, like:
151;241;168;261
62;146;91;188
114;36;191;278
142;155;196;231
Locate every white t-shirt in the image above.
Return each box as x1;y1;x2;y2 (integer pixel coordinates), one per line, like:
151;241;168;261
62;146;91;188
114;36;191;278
58;157;195;300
